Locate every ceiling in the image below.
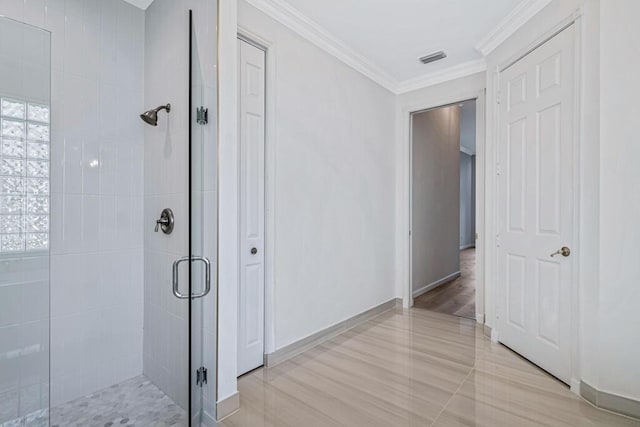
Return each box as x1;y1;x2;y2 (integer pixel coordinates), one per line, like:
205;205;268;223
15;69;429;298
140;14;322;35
125;0;551;93
283;0;521;82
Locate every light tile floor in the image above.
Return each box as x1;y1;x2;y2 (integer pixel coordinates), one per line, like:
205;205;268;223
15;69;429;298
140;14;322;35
49;376;187;427
221;308;640;427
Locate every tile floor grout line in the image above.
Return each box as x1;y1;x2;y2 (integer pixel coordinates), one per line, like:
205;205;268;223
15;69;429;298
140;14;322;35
429;363;476;427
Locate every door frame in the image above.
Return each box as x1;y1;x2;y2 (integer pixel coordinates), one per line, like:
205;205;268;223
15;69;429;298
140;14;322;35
237;28;276;359
399;88;487;321
490;10;584;390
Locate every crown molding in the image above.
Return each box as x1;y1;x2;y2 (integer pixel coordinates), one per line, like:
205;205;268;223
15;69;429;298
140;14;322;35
243;0;398;91
475;0;553;56
395;59;487;94
123;0;154;10
244;0;494;94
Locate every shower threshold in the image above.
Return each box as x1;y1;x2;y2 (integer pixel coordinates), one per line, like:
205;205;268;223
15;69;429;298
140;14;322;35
50;376;187;427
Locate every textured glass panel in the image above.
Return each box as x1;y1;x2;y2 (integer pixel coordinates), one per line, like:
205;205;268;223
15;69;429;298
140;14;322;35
27;232;48;250
1;138;26;157
1;98;26;119
26;160;48;178
1;119;26;139
0;195;25;214
27;142;49;159
0;177;25;194
27;178;49;194
0;215;24;233
1;233;25;251
26;215;48;232
27;123;49;142
1;157;25;176
27;196;49;214
27;104;50;123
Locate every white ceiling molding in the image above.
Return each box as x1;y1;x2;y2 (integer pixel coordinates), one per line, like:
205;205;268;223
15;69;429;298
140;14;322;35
244;0;491;94
475;0;553;56
122;0;154;10
244;0;398;91
395;59;487;95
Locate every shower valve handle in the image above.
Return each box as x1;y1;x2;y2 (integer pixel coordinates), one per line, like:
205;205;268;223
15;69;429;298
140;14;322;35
155;218;169;232
155;208;174;234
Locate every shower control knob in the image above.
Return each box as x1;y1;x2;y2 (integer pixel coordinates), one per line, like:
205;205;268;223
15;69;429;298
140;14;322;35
155;208;174;234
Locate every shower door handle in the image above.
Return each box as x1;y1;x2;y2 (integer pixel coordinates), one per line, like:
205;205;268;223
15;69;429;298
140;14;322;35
191;256;211;299
172;256;212;299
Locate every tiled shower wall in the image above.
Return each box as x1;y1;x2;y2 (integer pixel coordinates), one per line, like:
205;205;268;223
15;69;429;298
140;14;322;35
0;14;51;424
143;0;218;421
0;0;146;410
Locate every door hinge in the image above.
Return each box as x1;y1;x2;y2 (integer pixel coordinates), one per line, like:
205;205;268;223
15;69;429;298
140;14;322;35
496;90;501;104
196;107;208;125
196;366;208;387
496;162;501;176
495;233;501;248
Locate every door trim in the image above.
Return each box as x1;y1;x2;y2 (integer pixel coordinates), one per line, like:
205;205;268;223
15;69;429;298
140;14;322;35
237;28;276;358
491;10;583;390
399;88;487;323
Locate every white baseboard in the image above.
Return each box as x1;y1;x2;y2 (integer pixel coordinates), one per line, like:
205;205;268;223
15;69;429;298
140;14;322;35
459;244;476;250
581;380;640;419
265;298;401;367
216;391;240;421
412;271;461;298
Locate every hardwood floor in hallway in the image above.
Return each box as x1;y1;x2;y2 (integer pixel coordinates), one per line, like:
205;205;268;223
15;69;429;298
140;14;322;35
220;307;639;427
413;248;476;319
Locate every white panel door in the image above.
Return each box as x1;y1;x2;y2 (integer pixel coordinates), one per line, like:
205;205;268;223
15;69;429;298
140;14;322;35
238;39;266;376
497;25;575;383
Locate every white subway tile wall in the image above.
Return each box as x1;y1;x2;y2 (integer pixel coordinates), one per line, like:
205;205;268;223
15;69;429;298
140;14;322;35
143;0;218;421
0;0;145;423
0;13;51;426
1;0;218;423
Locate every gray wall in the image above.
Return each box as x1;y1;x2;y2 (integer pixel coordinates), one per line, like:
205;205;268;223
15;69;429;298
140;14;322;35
411;105;461;295
460;153;476;248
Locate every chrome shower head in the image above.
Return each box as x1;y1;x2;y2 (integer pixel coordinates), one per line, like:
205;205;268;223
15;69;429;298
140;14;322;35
140;104;171;126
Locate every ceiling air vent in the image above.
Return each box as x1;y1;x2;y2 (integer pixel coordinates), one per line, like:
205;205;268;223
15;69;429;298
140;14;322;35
419;51;446;65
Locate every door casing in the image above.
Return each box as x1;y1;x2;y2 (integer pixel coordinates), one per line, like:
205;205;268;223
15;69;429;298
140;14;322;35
400;89;487;322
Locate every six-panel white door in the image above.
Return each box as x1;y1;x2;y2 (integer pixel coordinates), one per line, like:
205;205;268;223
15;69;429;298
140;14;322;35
237;39;266;376
497;25;575;384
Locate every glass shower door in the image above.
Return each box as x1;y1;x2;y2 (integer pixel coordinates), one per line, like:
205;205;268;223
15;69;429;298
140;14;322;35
188;9;217;426
0;16;51;427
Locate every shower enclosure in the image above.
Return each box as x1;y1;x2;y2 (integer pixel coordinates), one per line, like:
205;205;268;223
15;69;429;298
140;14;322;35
0;1;218;425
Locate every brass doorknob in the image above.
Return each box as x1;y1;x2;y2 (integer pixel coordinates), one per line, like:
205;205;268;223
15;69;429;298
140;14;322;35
550;246;570;257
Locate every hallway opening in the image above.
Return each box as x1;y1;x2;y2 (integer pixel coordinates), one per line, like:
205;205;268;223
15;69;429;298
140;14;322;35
414;248;476;319
410;99;479;321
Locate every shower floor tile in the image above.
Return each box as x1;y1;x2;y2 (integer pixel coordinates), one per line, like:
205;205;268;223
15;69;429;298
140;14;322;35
50;376;187;427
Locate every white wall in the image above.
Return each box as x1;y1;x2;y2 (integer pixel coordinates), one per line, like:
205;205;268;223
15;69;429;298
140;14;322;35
0;0;146;411
411;105;461;295
237;1;397;352
459;153;475;248
217;0;240;409
143;0;218;421
598;0;640;402
459;101;477;153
